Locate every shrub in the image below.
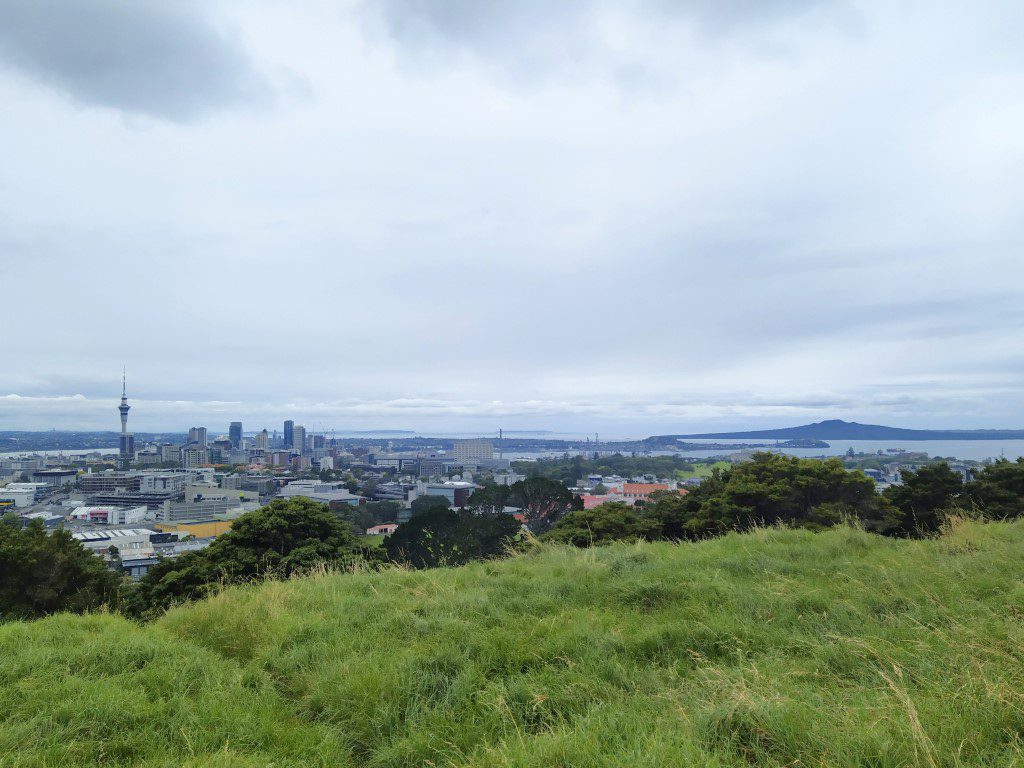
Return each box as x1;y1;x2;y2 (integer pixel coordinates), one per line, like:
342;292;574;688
0;517;118;621
124;497;364;619
543;502;660;547
384;507;521;568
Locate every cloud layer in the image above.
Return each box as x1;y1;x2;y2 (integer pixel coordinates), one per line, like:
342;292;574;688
0;0;268;121
1;0;1023;434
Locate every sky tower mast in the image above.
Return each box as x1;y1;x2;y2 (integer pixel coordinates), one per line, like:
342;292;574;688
117;369;134;468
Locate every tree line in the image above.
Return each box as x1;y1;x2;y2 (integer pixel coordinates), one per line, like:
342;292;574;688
512;453;697;485
545;453;1024;546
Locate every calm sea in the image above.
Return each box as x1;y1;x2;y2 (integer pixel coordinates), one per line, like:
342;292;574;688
656;439;1024;462
4;439;1022;463
499;439;1024;462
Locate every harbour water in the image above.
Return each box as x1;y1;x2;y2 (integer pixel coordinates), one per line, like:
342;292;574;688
499;439;1024;463
3;439;1022;464
669;439;1024;462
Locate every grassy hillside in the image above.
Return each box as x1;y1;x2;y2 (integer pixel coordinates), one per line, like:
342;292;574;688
4;521;1024;767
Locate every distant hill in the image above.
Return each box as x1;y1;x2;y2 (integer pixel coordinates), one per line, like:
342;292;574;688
658;419;1024;441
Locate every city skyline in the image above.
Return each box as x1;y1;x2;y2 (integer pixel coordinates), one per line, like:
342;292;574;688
6;366;1024;436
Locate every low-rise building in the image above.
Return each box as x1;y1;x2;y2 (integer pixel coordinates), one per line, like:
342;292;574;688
493;471;526;486
160;490;259;522
88;489;178;511
80;473;141;493
0;484;40;508
220;474;278;496
69;505;152;526
278;480;362;507
71;528;167;558
413;480;477;508
30;469;78;487
139;472;190;494
581;493;631;510
20;510;66;528
155;518;234;539
621;482;673;500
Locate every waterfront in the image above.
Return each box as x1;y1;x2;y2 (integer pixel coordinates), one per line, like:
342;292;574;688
667;439;1024;462
501;439;1024;463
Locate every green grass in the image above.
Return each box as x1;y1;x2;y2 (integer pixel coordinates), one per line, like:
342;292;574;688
676;460;731;481
5;520;1024;766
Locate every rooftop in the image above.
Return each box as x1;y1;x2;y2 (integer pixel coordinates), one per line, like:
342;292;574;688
72;528;159;542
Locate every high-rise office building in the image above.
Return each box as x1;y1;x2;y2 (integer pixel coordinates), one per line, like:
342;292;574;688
292;424;307;454
452;438;493;462
118;372;134;469
255;429;269;451
283;420;294;449
229;421;243;449
188;426;208;448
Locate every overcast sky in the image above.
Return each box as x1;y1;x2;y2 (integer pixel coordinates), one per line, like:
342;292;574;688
1;0;1022;437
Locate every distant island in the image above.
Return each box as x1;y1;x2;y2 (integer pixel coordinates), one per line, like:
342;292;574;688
659;419;1024;441
666;438;829;450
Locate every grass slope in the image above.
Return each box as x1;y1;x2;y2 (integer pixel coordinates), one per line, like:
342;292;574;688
4;521;1024;767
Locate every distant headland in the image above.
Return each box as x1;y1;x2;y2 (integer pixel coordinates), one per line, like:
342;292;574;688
658;419;1024;441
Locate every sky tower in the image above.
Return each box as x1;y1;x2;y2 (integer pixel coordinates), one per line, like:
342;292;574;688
118;370;134;468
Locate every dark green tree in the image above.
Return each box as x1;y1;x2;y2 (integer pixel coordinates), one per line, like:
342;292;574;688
884;462;965;534
410;494;451;515
121;554;219;620
507;477;573;533
384;508;520;568
337;500;404;536
210;496;362;576
513;453;694;483
965;459;1024;519
676;453;898;538
466;484;511;516
542;502;660;547
365;500;403;524
124;497;363;619
0;519;118;621
641;490;690;540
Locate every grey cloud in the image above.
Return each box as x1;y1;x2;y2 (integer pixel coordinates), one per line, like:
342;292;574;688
650;0;839;32
372;0;837;64
377;0;833;40
2;2;1023;435
0;0;269;121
